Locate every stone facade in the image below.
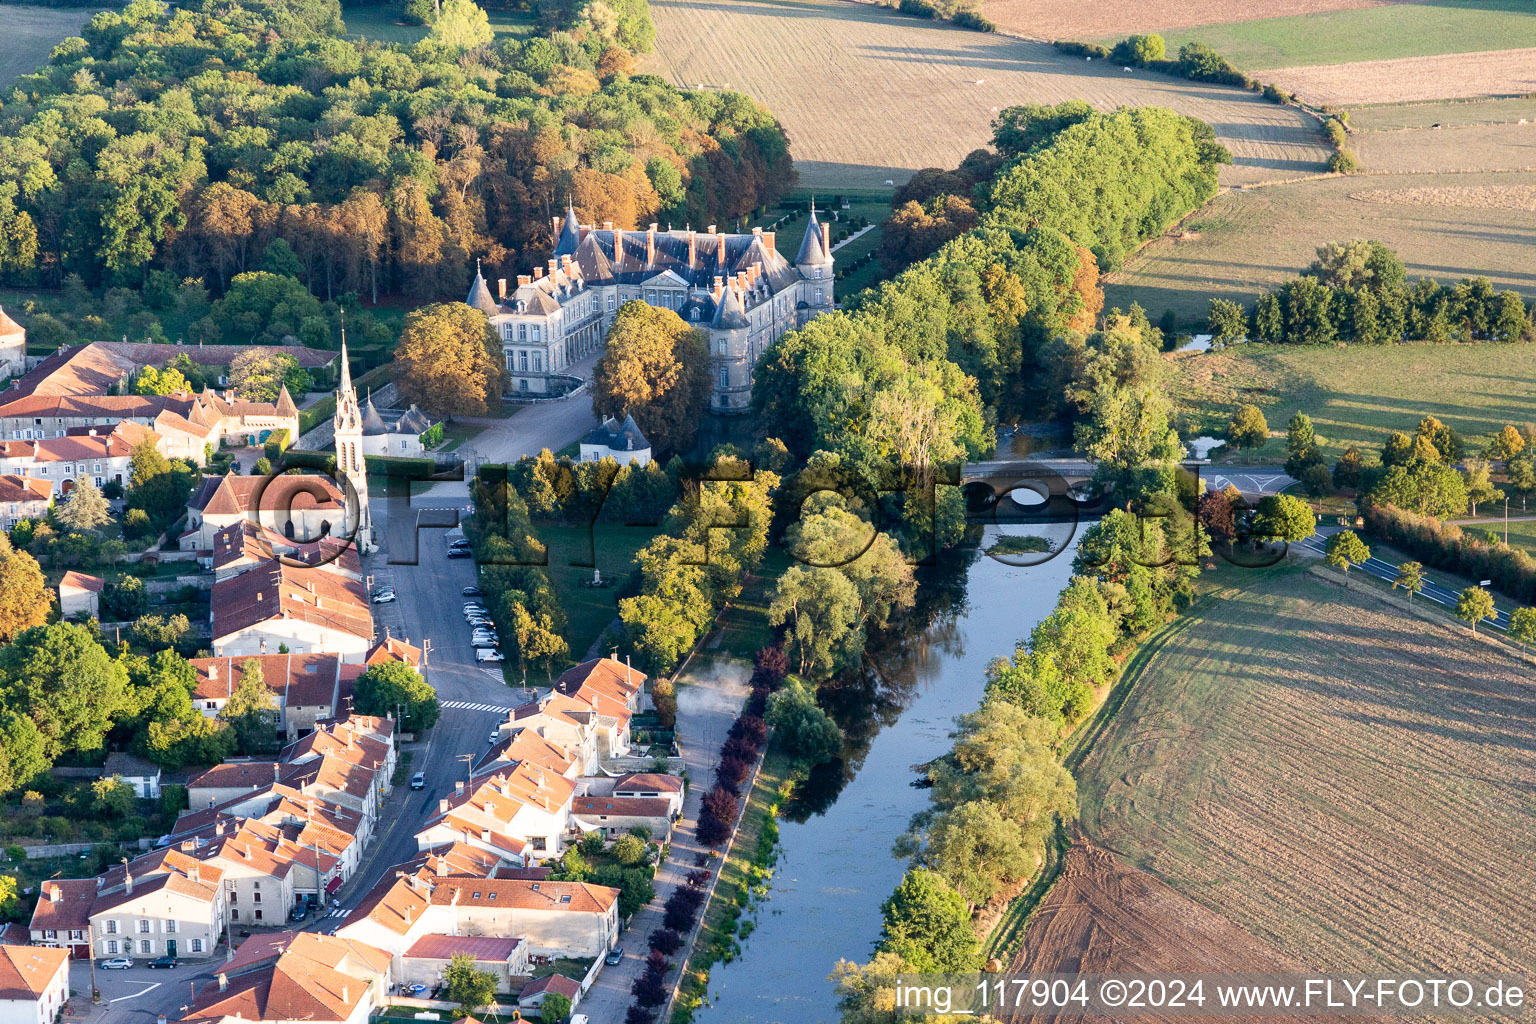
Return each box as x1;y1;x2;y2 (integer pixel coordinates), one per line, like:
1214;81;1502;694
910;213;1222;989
470;207;835;412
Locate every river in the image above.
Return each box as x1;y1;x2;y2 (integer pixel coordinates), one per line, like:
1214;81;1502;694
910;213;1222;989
693;523;1085;1023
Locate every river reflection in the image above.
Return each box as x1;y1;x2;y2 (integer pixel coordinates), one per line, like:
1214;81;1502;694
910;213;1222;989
693;530;1084;1023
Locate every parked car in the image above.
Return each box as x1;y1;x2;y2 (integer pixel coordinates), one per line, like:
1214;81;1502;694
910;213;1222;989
147;957;177;970
100;958;133;970
605;947;624;966
488;729;500;744
448;538;471;551
371;590;396;604
290;905;307;922
411;771;426;790
471;635;499;649
447;548;472;559
462;586;483;597
476;648;505;663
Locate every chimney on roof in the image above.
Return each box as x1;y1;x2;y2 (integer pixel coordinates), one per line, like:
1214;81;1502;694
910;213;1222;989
547;259;558;278
717;231;726;263
124;871;133;895
218;973;227;993
480;828;491;842
645;227;655;266
712;276;723;300
707;224;716;234
47;883;59;903
560;255;572;274
273;762;281;784
822;221;831;254
497;278;507;300
752;226;762;237
551;216;560;239
342;986;349;1005
764;230;776;253
534;267;544;280
602;220;613;231
436;856;448;877
517;274;531;288
189;864;199;883
455;781;465;794
687;230;696;267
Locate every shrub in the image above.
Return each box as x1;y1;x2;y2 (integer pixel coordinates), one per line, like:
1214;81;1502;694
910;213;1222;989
625;1006;656;1024
716;755;751;790
631;971;667;1006
1053;40;1110;59
720;736;756;764
1263;83;1293;103
1325;118;1348;147
580;831;605;856
897;0;938;16
646;949;670;974
1328;149;1359;174
1301;463;1333;498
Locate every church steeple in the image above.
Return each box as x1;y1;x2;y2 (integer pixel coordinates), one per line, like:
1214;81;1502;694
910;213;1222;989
332;312;372;553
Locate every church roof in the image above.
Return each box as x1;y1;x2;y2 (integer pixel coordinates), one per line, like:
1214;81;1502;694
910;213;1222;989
275;385;299;418
795;211;831;266
0;307;24;338
360;397;389;436
466;262;499;315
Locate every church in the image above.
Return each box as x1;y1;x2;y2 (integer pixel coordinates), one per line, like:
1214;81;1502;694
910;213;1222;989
467;207;836;412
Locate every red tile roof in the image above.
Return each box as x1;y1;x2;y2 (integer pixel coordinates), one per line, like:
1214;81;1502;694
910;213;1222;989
614;773;683;793
572;795;671;819
405;933;522;961
428;878;617;914
211;558;373;643
28;879;97;933
522;973;581;999
59;570;104;593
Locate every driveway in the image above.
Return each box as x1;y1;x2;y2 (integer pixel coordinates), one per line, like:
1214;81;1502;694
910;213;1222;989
65;958;219;1024
576;657;751;1022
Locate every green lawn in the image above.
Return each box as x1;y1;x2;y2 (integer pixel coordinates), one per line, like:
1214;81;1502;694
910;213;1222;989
1170;342;1536;465
1144;1;1536;70
533;523;656;664
1;6;98;88
344;2;535;43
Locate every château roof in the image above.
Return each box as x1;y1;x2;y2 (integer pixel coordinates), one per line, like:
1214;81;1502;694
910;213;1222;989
554;206;582;257
795;210;831;266
466;261;499;315
584;414;650;453
710;283;749;330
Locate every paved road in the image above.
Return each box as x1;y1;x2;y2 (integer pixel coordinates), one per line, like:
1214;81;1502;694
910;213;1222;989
65;958;220;1024
965;459;1295;498
577;660;751;1022
1296;530;1514;631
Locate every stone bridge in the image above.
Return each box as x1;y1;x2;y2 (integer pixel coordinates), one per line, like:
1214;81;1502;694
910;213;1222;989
959;458;1100;499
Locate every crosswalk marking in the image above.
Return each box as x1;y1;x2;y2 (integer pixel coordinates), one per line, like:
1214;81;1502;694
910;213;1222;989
440;700;512;714
327;908;351;919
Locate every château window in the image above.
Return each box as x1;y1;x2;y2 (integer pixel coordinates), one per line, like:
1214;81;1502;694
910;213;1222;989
718;367;729;389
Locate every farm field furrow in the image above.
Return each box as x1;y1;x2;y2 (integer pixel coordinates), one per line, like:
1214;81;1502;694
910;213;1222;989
2;5;98;88
1102;170;1536;323
1167;342;1536;465
643;0;1328;188
978;0;1400;44
1263;47;1536;107
1346;97;1536;132
1353;124;1536;174
1074;568;1536;978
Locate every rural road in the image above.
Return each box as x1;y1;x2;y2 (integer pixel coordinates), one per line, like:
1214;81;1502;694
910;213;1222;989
1296;530;1515;631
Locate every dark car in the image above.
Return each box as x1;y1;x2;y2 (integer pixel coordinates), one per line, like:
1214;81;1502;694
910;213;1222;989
147;956;178;969
462;586;484;597
605;947;624;966
447;548;472;559
290;905;307;922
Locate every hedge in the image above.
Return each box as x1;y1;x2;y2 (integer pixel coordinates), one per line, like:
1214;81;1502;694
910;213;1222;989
1364;504;1536;605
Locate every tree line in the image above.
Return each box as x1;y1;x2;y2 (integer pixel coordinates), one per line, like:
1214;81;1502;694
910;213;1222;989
0;0;791;301
1207;240;1534;347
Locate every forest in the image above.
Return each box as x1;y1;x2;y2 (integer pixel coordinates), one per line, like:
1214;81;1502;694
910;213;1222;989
0;0;792;304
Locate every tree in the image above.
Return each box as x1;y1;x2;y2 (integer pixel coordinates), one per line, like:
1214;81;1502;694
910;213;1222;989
1365;461;1468;519
1333;446;1364;490
0;546;50;641
229;350;307;403
876;868;980;973
510;603;569;682
1489;424;1526;462
1509;455;1536;512
219;659;279;754
0;709;47;796
428;0;494;50
1226;404;1268;450
1300;463;1332;498
133;365;190;396
1252;494;1314;542
1455;586;1495;633
443;952;498;1012
1196;488;1237;547
611;833;649;866
1323;530;1369;572
56;479;113;533
1283;413;1323;477
1207;298;1248;345
354;661;440;732
541;991;573;1024
1393;561;1424;602
394;304;505;417
92;776;134;817
592;302;712;454
1462;458;1504;517
103;575;150;620
1509;606;1536;652
900;799;1033;910
765;679;844;768
0;623;129;761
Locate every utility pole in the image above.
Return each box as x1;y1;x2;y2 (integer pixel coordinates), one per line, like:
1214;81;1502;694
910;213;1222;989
456;753;474;788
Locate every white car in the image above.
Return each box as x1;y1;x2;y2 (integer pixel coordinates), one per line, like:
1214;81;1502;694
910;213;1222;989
371;590;396;604
100;957;133;970
477;648;505;663
488;729;500;743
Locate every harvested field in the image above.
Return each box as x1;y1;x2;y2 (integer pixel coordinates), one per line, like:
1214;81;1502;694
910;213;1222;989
979;0;1397;44
1346;96;1536;132
1156;0;1536;70
1102;171;1536;322
1075;567;1536;976
1004;845;1365;1024
645;0;1328;188
1350;183;1536;211
1264;47;1536;107
1;5;97;88
1353;123;1536;173
1167;342;1536;465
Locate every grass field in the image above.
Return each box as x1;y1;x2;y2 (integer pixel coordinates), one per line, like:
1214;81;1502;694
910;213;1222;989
1;5;98;88
1168;342;1536;464
644;0;1327;189
1072;565;1536;976
979;0;1396;43
1102;170;1536;325
1347;95;1536;131
1352;122;1536;173
1153;0;1536;69
535;523;655;665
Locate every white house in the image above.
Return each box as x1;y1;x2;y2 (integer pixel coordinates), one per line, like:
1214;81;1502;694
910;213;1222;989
210;560;374;662
0;474;51;529
0;944;70;1024
579;414;650;466
360;398;434;458
183;931;392;1024
104;752;162;800
58;570;103;620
